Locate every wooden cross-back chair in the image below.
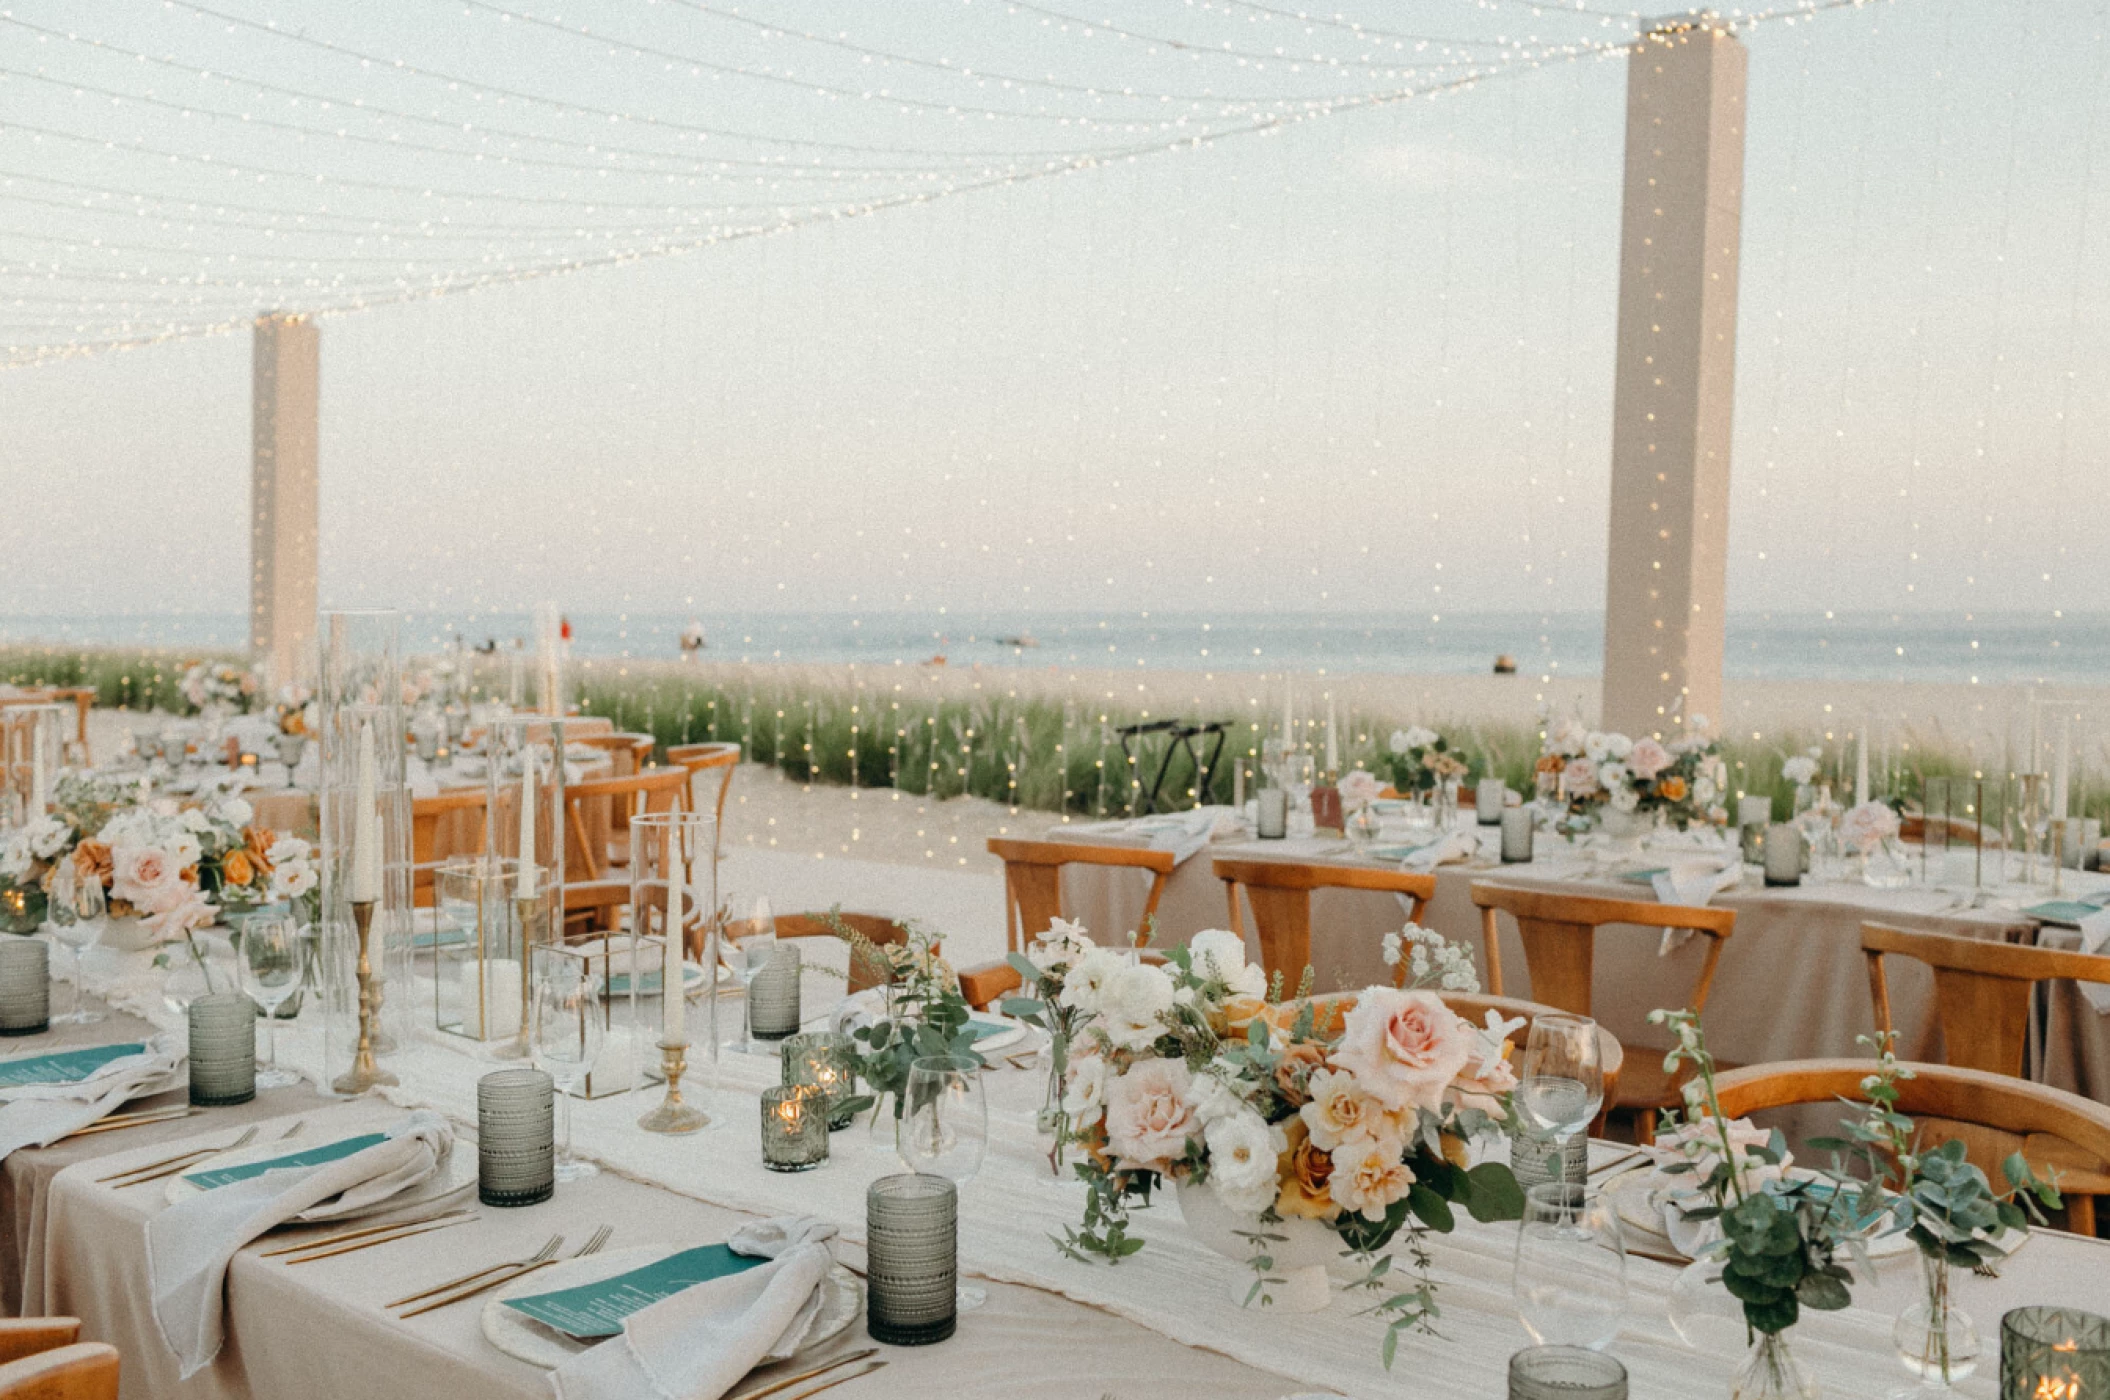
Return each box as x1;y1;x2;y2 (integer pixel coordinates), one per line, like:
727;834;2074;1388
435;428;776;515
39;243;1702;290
564;767;688;882
1212;858;1437;987
986;838;1177;955
0;1318;116;1400
666;742;741;857
411;790;489;908
1713;1059;2110;1235
566;732;659;864
1470;882;1736;1125
1862;921;2110;1231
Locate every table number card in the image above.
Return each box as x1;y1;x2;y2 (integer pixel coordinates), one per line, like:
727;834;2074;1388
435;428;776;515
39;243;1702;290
502;1244;766;1339
0;1041;146;1089
182;1132;388;1190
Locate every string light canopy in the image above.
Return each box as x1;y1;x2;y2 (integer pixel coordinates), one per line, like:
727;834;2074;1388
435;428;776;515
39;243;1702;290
0;0;1875;367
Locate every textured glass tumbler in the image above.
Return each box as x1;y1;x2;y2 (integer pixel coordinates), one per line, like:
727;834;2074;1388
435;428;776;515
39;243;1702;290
866;1173;957;1346
746;943;802;1041
761;1086;829;1172
0;938;49;1036
1511;1129;1588;1190
2000;1307;2110;1399
1509;1346;1628;1399
187;991;257;1105
478;1067;555;1207
781;1031;857;1128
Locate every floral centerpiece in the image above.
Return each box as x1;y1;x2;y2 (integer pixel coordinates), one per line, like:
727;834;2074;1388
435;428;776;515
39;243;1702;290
1541;718;1729;832
1338;769;1386;847
0;772;151;931
1384;726;1468;796
997;916;1101;1172
1048;924;1524;1365
180;661;259;717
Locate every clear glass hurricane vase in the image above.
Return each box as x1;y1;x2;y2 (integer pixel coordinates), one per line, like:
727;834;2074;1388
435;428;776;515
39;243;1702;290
1890;1254;1979;1395
1732;1329;1819;1400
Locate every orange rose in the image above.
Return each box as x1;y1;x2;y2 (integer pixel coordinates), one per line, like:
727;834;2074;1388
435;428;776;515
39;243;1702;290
1220;993;1358;1042
1658;776;1689;802
1535;754;1566;775
1272;1041;1329;1107
241;827;277;876
1274;1119;1337;1220
221;850;255;888
73;841;113;883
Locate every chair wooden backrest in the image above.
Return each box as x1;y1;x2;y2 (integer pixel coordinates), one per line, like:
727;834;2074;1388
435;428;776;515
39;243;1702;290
1863;922;2110;1079
569;731;656;774
1711;1057;2110;1229
0;1343;118;1400
563;767;688;881
666;742;741;850
722;911;913;995
987;838;1177;954
411;790;489;908
560;879;632;939
0;1321;78;1366
1212;858;1438;985
1469;882;1736;1017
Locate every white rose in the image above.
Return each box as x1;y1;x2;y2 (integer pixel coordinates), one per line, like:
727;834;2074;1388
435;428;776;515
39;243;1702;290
1388;729;1412;755
166;831;203;870
1781;755;1818;786
1062;1053;1110;1127
1599;761;1630;790
1058;948;1124;1017
1694;776;1718;805
1605;732;1634;761
1610;785;1641;814
266;836;312;865
1584;731;1611;762
1187;1071;1251;1126
219;798;254;827
274;865;318;900
1206;1112;1284;1214
179;808;212;834
1097;962;1177;1051
26;818;70;861
1188;929;1267;998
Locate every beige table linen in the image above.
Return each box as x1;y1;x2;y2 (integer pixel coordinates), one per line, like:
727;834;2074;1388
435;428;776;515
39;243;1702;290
1061;831;2110;1099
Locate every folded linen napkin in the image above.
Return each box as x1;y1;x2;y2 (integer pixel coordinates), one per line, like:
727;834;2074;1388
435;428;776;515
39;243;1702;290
1400;831;1479;873
2079;907;2110;1012
551;1217;839;1400
829;987;886;1037
1651;855;1744;955
0;1036;183;1162
148;1111;455;1378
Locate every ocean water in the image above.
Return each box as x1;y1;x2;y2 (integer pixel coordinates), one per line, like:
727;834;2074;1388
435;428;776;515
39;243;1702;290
6;610;2109;686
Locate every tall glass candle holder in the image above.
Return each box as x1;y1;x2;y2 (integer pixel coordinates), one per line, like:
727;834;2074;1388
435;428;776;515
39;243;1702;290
317;609;412;1095
432;858;552;1047
632;812;717;1132
0;704;65;827
2001;1308;2110;1399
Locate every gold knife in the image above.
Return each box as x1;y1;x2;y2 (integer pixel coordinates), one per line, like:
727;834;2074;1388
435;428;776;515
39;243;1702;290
395;1258;558;1318
261;1208;474;1258
781;1361;885;1400
728;1349;880;1400
59;1107;199;1140
282;1213;476;1264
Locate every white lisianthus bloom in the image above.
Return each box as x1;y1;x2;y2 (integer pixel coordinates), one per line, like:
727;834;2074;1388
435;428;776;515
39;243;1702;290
166;831;203;871
1097;962;1177;1051
218;797;254;827
1187;1070;1250;1127
1187;928;1267;999
1058;948;1124;1017
1061;1052;1110;1128
1605;732;1634;761
1598;761;1630;792
178;808;213;834
1206;1112;1285;1216
273;864;318;900
1583;731;1611;762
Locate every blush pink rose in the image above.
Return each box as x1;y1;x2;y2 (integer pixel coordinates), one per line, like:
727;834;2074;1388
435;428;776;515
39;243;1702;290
1626;737;1673;781
112;845;188;914
1330;989;1473;1115
1337;769;1384;810
1562;757;1599;797
1102;1058;1199;1173
144;891;215;944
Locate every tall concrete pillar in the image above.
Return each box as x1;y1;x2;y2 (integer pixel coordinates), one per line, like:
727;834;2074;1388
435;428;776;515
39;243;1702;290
1600;14;1746;738
251;313;320;690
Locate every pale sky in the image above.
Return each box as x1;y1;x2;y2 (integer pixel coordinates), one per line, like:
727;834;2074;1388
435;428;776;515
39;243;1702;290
0;0;2103;628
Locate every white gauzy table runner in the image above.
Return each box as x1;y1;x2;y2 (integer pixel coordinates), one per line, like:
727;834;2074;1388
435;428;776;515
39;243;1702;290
69;943;2109;1399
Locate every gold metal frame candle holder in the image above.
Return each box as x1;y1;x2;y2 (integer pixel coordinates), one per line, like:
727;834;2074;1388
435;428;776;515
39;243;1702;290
637;1037;708;1134
331;900;398;1094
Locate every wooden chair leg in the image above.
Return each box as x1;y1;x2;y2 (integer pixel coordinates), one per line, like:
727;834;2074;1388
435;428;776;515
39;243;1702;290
2068;1193;2097;1237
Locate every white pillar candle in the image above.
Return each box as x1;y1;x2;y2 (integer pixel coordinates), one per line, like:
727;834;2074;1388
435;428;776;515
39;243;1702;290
350;720;381;903
515;748;538;899
662;829;685;1043
1853;719;1870;808
1324;696;1339;775
2050;716;2067;813
467;957;523;1040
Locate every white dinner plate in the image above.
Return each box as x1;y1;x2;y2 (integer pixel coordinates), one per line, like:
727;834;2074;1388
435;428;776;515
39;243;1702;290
603;961;733;998
962;1013;1028;1056
480;1244;862;1370
165;1131;476;1215
1604;1167;1939;1262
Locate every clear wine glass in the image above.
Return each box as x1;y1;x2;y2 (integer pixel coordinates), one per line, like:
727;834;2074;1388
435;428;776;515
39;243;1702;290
1518;1013;1604;1185
46;863;103;1026
243;913;305;1089
897;1053;989;1311
1513;1183;1628;1352
532;952;604;1182
730;894;778;1052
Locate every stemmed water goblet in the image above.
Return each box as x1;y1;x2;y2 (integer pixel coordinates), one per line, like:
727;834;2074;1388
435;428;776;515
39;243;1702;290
897;1054;988;1310
1513;1183;1628;1352
1518;1013;1604;1187
45;864;104;1026
242;913;305;1089
728;894;778;1052
532;951;605;1182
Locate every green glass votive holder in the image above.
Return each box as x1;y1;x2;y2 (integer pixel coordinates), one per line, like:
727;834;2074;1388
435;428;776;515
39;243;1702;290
2002;1308;2110;1399
781;1031;858;1129
761;1085;828;1172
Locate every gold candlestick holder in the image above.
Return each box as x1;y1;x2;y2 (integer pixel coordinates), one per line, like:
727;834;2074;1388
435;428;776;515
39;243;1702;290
332;900;398;1094
637;1038;708;1134
500;892;548;1061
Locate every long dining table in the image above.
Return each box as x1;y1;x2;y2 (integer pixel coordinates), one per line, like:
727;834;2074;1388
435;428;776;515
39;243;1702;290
5;943;2107;1400
1058;820;2110;1106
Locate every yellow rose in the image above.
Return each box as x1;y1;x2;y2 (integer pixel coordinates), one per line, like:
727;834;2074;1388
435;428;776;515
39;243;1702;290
1274;1119;1337;1220
220;850;254;888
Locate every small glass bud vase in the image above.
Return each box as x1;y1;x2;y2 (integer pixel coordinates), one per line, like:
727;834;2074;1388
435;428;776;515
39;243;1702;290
1893;1254;1979;1395
760;1086;828;1172
781;1032;857;1129
1732;1330;1819;1400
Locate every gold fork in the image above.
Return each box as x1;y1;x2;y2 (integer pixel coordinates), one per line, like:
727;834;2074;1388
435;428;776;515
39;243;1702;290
57;1105;199;1141
396;1224;613;1318
384;1234;563;1311
97;1125;260;1186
